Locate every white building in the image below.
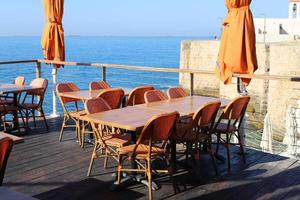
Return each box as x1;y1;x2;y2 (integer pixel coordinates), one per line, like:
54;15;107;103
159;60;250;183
255;0;300;43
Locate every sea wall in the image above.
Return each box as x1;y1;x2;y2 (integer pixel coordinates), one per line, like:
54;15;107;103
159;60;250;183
179;40;300;137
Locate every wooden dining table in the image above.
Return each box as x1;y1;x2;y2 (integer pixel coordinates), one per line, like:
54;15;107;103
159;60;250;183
138;96;229;116
0;83;42;131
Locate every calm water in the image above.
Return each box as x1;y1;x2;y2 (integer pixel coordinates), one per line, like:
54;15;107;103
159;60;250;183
0;36;208;114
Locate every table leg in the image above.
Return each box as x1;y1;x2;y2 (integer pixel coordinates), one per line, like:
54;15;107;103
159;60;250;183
12;93;19;132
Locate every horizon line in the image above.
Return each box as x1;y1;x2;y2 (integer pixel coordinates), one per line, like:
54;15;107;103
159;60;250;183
0;35;214;38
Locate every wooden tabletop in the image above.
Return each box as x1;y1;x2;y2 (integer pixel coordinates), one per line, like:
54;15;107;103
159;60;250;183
85;96;229;131
138;96;229;116
0;83;41;95
84;106;167;131
58;88;132;101
0;132;24;144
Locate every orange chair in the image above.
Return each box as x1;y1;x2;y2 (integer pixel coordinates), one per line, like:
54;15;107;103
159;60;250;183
116;112;179;200
0;104;19;132
89;81;110;90
19;78;48;130
97;88;125;109
144;90;168;103
167;87;188;99
172;101;221;175
213;96;250;170
14;76;25;86
56;83;85;142
0;137;13;186
85;97;131;176
126;86;154;106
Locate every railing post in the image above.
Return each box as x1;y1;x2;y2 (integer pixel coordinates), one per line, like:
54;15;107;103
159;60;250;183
50;67;59;118
102;66;107;82
36;61;41;78
190;73;194;96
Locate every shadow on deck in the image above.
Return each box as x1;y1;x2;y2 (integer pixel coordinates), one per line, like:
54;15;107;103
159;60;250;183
3;117;300;200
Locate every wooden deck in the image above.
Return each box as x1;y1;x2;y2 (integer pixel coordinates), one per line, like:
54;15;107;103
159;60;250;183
3;118;300;200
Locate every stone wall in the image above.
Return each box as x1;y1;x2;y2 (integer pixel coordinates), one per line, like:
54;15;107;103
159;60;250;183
179;40;300;137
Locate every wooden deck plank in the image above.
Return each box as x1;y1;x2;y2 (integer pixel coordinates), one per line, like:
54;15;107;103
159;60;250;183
2;117;300;200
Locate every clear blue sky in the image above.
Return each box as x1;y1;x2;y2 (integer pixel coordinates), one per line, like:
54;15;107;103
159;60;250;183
0;0;288;36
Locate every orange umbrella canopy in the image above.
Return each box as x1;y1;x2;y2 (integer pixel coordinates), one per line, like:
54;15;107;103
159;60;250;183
41;0;65;68
216;0;258;86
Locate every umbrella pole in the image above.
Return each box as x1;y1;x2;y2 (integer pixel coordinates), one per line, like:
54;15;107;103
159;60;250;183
237;77;248;96
237;77;248;153
50;67;59;118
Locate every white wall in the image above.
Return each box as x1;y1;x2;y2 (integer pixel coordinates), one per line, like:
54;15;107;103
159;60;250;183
254;18;300;43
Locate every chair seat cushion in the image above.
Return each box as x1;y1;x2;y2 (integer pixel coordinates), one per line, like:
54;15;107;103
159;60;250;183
103;133;131;147
117;143;165;159
214;123;238;133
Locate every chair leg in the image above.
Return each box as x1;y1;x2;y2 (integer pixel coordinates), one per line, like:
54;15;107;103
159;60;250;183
207;142;218;176
59;116;66;142
19;110;25;126
117;154;123;184
25;110;29;127
75;120;80;144
104;149;108;169
87;143;98;176
81;121;85;148
185;142;189;161
226;133;231;170
40;108;48;131
237;131;246;163
216;133;220;153
147;158;153;200
32;110;36;127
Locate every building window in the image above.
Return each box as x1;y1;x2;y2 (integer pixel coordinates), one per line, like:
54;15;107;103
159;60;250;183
258;28;262;34
293;3;297;18
279;24;288;35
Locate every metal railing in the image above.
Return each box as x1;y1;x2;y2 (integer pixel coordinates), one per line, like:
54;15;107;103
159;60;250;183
1;59;300;157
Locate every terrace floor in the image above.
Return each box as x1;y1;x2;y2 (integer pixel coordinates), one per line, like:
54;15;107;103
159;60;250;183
3;118;300;200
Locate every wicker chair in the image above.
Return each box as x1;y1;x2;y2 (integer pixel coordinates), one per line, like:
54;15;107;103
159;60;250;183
126;86;154;106
97;88;125;109
14;76;25;86
116;111;179;200
167;87;188;99
144;90;168;103
89;81;110;90
56;83;85;143
0;137;13;186
85;97;131;176
171;101;221;175
213;96;250;170
19;78;48;130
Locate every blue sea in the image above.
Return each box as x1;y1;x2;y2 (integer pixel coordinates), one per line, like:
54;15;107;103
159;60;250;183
0;36;209;114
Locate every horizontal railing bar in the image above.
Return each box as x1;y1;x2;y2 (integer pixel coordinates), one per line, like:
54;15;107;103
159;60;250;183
39;59;300;82
0;59;38;65
1;59;299;83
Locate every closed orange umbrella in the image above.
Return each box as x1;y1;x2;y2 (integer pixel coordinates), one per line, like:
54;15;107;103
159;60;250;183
216;0;258;86
41;0;65;68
